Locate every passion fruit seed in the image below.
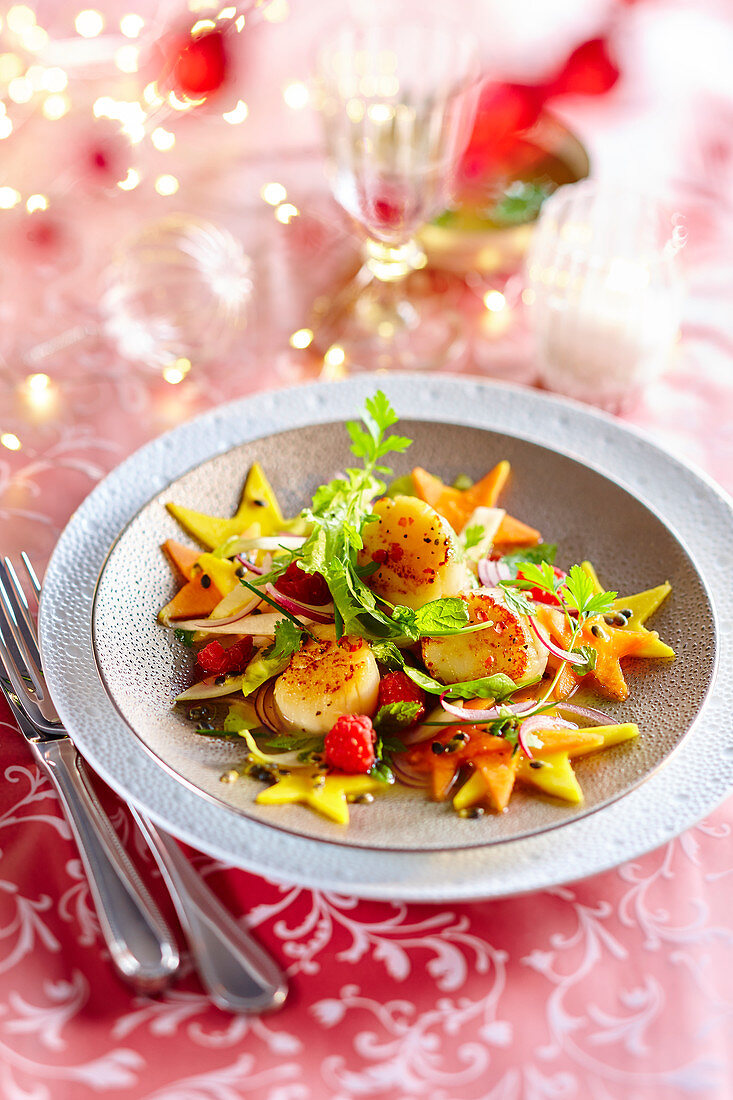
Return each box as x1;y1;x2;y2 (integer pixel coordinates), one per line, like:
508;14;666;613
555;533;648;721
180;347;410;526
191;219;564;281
457;806;485;819
220;769;239;784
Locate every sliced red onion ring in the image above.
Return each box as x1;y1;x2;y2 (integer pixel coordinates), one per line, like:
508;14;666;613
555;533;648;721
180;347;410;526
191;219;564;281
236;554;265;576
529;617;589;665
516;714;577;759
553;702;615;726
477;558;511;588
440;693;538;723
265;583;335;624
170;592;263;631
391;756;431;789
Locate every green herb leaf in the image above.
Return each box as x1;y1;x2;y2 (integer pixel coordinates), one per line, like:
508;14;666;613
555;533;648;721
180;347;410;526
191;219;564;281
570;644;598;675
263;618;306;663
373;701;421;734
563;564;617;621
264;733;324;755
370;640;405;670
462;524;484;550
403;666;517;701
369;760;395;784
500;543;557;573
385;473;417;499
452;473;474;491
497;583;536;619
174;628;195;648
223;701;259;734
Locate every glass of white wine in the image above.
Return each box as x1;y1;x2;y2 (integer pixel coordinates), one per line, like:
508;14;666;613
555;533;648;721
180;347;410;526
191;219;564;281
315;21;480;372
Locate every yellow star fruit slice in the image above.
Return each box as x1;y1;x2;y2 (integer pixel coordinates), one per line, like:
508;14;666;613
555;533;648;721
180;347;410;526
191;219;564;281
516;752;583;802
580;563;674;660
167;462;284;549
193;553;240;599
255;772;381;825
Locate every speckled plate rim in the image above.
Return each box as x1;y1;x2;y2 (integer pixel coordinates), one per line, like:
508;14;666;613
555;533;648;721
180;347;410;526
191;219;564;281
39;375;733;901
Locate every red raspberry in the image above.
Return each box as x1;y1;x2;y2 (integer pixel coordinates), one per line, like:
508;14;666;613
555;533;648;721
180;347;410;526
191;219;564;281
377;671;426;725
324;714;376;774
275;560;331;606
196;637;253;677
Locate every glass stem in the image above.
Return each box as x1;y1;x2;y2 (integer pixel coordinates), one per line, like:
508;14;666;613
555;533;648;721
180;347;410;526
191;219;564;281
363;238;426;283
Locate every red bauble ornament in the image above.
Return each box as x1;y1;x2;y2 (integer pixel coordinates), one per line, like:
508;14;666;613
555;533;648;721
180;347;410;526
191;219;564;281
173;29;228;96
548;37;620;98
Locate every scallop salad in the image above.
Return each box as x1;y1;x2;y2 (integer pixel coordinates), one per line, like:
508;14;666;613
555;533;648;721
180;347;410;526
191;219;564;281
158;393;674;825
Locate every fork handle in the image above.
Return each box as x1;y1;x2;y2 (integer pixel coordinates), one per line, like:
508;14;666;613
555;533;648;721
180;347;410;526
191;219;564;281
130;808;287;1014
34;738;180;993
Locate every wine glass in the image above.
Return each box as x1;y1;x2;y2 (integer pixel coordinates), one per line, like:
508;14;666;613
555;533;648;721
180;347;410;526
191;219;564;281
315;22;480;372
100;215;253;371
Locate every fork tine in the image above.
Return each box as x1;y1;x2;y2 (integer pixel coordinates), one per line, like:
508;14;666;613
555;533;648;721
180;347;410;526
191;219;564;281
0;562;46;699
3;557;41;651
20;553;42;602
0;624;61;735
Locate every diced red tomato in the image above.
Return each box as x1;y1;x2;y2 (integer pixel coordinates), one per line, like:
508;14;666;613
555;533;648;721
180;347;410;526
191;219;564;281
377;671;426;725
517;566;567;607
274;560;331;606
196;637;253;676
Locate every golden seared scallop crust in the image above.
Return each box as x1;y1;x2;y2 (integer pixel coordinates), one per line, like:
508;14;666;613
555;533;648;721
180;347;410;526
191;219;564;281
421;587;548;687
357;495;472;611
273;624;380;736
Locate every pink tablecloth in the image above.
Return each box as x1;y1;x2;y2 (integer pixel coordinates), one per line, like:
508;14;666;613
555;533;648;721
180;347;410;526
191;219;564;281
2;2;733;1097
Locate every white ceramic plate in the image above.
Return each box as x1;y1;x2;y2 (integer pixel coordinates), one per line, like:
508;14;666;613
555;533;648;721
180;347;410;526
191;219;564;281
40;376;733;900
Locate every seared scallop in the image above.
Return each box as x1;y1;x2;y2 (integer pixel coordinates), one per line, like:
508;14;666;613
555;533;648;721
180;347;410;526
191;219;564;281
273;624;380;735
357;495;472;611
421;586;548;687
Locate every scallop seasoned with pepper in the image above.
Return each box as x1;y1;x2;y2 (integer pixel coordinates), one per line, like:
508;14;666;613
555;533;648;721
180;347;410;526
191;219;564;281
357;495;472;610
273;625;380;735
421;587;548;687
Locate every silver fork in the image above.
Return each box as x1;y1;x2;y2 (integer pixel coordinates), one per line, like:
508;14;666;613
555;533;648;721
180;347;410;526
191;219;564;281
0;555;287;1014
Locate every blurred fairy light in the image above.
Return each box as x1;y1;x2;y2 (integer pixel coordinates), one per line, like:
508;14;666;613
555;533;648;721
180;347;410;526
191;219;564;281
75;10;105;38
0;433;22;451
191;19;216;35
143;82;163;106
0;118;12;138
163;358;191;384
263;0;289;23
6;6;36;33
289;328;313;349
0;54;24;82
21;25;48;52
483;290;506;312
26;194;48;212
323;344;345;368
42;94;70;120
23;373;54;410
115;45;139;73
261;182;286;205
283;81;309;109
8;76;33;103
120;14;145;37
42;68;68;93
188;0;218;10
155;174;179;196
117;168;140;190
0;187;21;209
218;6;236;18
222;100;248;124
275;202;298;224
235;14;245;30
26;372;50;392
151;126;175;151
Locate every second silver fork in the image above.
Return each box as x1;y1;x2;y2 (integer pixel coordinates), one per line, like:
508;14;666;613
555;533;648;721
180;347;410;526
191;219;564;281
0;555;287;1014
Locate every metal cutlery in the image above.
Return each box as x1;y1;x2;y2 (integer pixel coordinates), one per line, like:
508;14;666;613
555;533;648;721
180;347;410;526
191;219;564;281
0;554;287;1013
